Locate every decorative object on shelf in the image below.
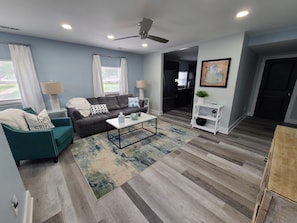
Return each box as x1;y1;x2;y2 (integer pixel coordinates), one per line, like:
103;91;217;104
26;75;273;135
212;109;217;117
196;118;206;126
200;58;231;88
195;90;208;105
41;81;64;111
136;80;147;99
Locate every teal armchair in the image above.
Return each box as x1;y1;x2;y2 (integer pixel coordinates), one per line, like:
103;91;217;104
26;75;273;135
2;107;73;166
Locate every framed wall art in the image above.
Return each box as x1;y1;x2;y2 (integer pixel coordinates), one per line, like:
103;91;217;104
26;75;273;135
200;58;231;88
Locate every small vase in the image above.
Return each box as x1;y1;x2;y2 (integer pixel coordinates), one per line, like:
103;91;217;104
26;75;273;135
197;97;205;105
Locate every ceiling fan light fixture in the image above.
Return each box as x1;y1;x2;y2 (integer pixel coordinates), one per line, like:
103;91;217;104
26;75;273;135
142;43;148;48
61;23;72;30
236;10;249;18
107;35;115;40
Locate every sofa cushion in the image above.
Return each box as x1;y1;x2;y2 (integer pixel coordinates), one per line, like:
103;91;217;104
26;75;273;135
24;109;55;130
87;97;99;105
116;94;132;108
66;97;91;117
0;109;29;131
53;126;73;145
76;114;109;127
128;97;140;107
90;104;109;115
97;96;121;111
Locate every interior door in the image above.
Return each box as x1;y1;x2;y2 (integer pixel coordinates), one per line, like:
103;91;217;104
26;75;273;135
254;57;297;121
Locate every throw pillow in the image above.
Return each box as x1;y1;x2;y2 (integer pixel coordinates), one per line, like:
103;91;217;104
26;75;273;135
24;109;55;130
66;97;91;117
128;97;140;108
90;104;109;115
0;109;29;131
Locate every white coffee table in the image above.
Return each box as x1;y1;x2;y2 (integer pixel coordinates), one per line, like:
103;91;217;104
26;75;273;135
105;112;157;149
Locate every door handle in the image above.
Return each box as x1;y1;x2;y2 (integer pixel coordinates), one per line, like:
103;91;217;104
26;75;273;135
288;92;291;97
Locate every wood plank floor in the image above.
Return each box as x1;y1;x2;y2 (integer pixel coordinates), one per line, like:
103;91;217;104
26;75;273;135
18;115;294;223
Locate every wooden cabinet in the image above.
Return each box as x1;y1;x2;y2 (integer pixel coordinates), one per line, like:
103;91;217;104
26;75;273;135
191;103;223;135
252;125;297;223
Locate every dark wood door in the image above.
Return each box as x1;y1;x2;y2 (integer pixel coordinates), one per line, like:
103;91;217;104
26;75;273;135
254;57;297;121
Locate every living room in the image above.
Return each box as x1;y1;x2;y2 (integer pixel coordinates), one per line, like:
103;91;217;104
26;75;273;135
1;0;297;222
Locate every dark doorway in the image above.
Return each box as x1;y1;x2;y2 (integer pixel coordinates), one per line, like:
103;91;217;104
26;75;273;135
254;57;297;121
162;46;198;115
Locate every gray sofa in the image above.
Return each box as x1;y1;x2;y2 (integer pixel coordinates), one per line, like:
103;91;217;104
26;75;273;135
67;94;148;138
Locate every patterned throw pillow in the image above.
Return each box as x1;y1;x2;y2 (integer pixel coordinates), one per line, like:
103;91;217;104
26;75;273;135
90;104;109;115
128;97;140;108
24;109;55;130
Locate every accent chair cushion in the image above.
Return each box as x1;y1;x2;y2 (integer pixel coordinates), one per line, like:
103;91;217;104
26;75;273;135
128;97;140;108
0;109;29;131
24;109;55;130
90;104;109;115
53;126;73;145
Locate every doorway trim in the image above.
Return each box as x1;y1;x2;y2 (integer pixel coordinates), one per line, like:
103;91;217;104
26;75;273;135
249;53;297;124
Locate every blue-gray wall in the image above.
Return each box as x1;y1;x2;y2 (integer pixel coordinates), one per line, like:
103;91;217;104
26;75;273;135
0;125;26;223
0;31;144;109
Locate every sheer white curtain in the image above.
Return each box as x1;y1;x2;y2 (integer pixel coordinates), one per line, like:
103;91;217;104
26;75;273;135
8;44;45;113
119;58;128;95
92;55;105;97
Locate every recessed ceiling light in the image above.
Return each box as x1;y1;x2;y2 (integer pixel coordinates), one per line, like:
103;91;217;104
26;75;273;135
236;10;249;18
142;43;148;48
107;35;115;40
61;24;72;30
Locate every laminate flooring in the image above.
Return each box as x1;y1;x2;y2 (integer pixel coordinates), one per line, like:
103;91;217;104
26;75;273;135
18;115;293;223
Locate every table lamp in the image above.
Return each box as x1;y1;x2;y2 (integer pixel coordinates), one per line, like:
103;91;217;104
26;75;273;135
136;80;147;99
40;81;64;111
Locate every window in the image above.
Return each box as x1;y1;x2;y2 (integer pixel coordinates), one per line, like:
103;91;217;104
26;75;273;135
0;60;21;103
176;71;188;87
101;66;120;94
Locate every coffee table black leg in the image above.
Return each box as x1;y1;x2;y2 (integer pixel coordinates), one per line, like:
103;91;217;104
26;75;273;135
106;122;110;139
118;128;121;149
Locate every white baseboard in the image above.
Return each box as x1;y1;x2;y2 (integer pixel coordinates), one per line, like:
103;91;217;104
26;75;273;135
227;114;247;134
150;109;162;116
23;190;33;223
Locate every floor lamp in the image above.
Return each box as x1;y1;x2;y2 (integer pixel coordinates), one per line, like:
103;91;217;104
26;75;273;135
40;82;64;111
136;80;147;99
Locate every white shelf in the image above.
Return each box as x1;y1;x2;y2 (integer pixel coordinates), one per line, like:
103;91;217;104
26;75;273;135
191;103;223;135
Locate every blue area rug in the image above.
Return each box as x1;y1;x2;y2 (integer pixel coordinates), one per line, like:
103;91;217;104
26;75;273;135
70;119;197;199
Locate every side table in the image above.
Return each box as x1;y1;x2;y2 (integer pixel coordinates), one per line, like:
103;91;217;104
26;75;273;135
47;108;67;118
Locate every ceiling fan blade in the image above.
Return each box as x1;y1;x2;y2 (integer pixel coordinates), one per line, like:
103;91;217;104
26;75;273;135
147;35;169;43
139;17;153;33
113;35;139;41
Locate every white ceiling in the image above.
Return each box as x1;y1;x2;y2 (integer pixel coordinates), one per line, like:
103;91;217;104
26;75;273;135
1;0;297;55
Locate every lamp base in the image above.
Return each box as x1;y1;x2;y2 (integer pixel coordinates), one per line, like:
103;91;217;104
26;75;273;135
49;94;61;111
139;88;144;99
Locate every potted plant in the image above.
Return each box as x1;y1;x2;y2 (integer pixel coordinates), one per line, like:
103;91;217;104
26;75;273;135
195;90;208;104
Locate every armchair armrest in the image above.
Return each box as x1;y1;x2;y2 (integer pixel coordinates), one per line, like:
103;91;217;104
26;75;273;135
51;117;72;127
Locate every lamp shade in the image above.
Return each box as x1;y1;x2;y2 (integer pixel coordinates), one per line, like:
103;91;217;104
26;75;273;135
136;80;147;89
40;82;64;94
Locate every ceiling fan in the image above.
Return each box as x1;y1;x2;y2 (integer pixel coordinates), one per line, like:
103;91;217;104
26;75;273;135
114;17;169;43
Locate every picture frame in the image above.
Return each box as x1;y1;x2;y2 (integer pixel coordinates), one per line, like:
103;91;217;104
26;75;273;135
200;58;231;88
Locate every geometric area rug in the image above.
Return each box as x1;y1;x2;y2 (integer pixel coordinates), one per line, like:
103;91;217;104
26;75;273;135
70;119;198;199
